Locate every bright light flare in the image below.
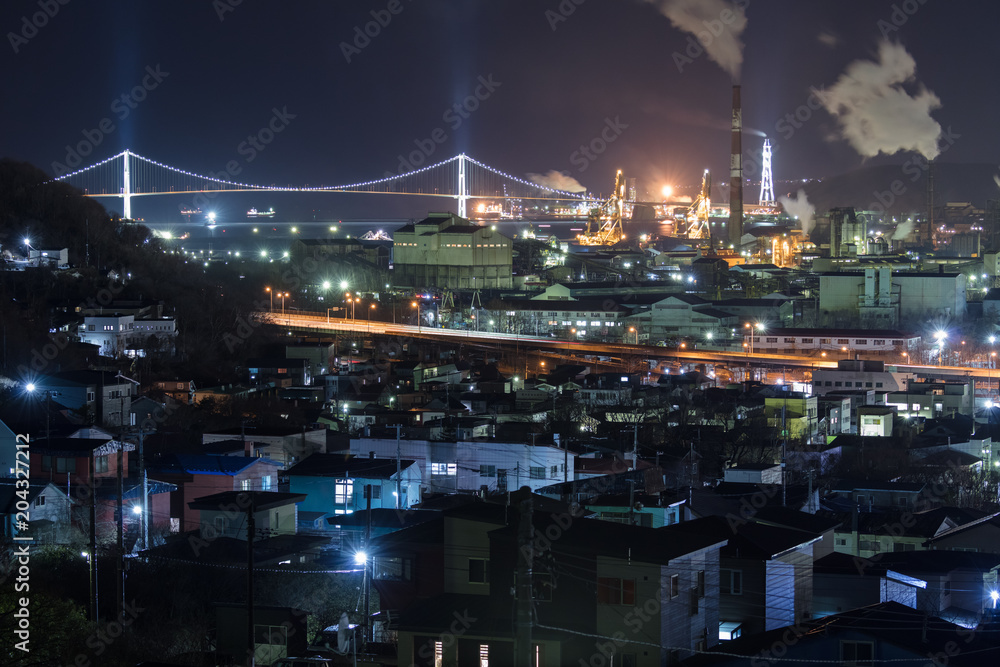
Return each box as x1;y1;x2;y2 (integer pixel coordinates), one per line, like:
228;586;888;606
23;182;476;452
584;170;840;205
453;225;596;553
353;551;367;565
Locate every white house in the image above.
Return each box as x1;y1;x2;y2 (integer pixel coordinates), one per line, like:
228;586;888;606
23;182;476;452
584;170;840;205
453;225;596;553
349;436;575;495
78;314;134;357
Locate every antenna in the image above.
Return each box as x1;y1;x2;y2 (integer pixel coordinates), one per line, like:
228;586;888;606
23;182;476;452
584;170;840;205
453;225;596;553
759;139;775;206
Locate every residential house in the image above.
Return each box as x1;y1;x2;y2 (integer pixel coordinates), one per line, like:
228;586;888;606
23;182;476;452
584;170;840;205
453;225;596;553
375;495;729;667
189;490;306;540
147;454;283;533
691;602;993;666
202;426;327;468
284;453;421;520
671;515;823;638
0;481;75;544
349;435;575;495
925;513;1000;554
77;313;134;357
31;370;136;427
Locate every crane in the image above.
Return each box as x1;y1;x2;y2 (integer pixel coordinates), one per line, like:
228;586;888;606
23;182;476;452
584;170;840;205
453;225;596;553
685;169;712;241
576;169;626;246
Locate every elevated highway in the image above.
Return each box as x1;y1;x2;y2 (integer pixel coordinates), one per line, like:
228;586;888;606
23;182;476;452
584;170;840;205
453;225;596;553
261;312;993;388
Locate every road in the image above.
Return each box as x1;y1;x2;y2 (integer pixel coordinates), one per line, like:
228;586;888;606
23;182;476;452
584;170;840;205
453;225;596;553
261;311;996;383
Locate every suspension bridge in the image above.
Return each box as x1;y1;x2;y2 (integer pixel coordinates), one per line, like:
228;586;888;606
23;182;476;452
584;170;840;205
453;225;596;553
52;150;590;219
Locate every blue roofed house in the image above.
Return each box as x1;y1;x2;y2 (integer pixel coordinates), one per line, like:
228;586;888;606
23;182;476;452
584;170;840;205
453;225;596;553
147;454;283;533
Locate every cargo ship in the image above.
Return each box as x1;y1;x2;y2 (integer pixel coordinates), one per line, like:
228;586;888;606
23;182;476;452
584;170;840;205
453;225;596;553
247;207;276;218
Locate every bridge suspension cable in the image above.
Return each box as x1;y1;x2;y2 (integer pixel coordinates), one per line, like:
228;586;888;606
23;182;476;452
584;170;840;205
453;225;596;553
51;150;592;209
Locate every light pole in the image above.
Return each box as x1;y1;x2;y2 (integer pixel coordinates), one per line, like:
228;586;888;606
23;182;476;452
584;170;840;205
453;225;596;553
989;336;997;397
368;303;376;332
279;291;290;317
264;287;273;312
628;326;637;345
934;330;947;366
411;301;421;330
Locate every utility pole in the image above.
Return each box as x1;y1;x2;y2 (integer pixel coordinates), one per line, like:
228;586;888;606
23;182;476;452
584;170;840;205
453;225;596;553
394;425;402;510
89;453;98;622
117;437;124;620
515;492;533;667
246;492;255;667
364;485;372;644
781;404;787;508
631;423;638;471
139;428;148;550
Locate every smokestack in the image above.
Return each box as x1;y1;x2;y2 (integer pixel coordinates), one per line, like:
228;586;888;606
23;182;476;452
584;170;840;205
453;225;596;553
926;158;935;248
729;85;743;248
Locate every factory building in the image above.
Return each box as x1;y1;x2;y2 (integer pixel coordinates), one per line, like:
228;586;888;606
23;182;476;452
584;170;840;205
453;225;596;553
392;212;513;289
819;268;966;327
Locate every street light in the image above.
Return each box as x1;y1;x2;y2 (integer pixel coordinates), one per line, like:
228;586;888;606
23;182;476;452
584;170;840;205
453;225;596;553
265;287;273;312
933;330;947;366
279;291;290;316
628;326;637;345
368;303;376;332
411;301;421;330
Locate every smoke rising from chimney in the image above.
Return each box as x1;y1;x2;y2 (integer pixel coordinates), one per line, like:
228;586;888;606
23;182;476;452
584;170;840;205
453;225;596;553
892;219;914;240
644;0;748;80
816;40;942;160
778;189;816;238
527;170;587;193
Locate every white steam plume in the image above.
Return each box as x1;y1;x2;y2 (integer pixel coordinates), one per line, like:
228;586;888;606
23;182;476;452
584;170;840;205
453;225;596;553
527;170;587;193
644;0;748;81
816;40;942;159
892;219;914;240
778;189;815;238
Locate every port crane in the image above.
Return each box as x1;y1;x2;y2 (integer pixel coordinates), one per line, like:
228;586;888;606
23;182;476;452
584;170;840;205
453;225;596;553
685;169;712;240
576;169;626;246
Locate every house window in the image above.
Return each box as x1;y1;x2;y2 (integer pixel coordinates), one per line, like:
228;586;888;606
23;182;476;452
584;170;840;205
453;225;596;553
597;577;635;605
370;486;381;500
255;624;288;656
469;558;489;584
431;463;457;476
373;556;412;581
697;570;705;597
479;465;497;478
261;475;272;491
530;466;545;480
87;391;96;402
335;479;354;506
56;457;76;474
214;516;227;534
670;574;680;598
551;465;558;478
95;456;109;473
34;495;45;507
840;640;874;666
720;569;742;595
479;644;490;667
241;479;251;491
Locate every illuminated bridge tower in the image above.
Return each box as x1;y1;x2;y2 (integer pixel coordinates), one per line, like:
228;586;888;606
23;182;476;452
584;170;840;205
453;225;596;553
457;154;468;218
759;139;775;207
122;149;132;220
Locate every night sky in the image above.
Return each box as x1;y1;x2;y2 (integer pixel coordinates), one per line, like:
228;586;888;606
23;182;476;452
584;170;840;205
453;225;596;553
3;0;999;207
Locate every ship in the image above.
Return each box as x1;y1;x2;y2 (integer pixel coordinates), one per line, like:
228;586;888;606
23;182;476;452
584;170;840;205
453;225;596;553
247;207;276;218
